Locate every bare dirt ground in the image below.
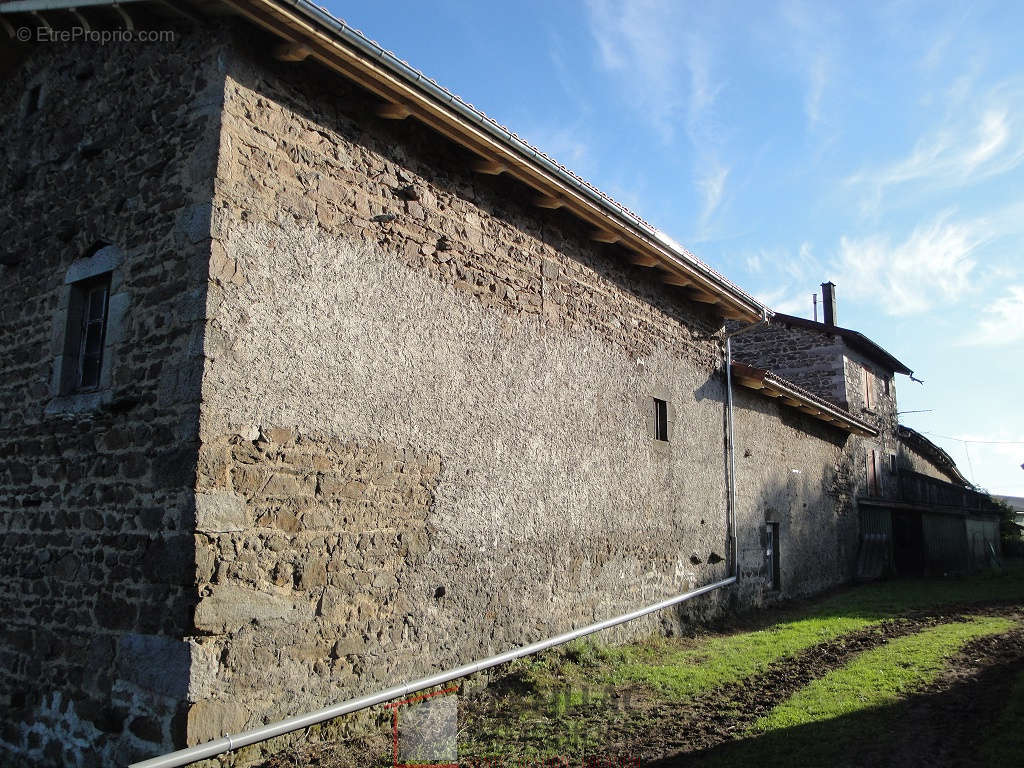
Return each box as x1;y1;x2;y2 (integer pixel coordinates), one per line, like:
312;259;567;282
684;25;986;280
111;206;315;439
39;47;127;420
258;596;1024;768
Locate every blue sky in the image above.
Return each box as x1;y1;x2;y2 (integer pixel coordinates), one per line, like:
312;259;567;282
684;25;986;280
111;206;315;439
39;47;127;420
329;0;1024;495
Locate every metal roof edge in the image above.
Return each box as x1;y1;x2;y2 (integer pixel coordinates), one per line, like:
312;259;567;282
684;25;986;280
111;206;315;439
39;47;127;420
770;312;912;376
732;361;878;436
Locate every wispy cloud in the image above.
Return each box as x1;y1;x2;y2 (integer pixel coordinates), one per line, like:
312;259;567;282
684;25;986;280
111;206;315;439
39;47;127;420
742;241;821;317
696;163;729;230
585;0;731;234
755;286;813;317
835;212;979;315
847;79;1024;213
585;0;686;141
780;0;838;130
517;122;590;169
959;285;1024;347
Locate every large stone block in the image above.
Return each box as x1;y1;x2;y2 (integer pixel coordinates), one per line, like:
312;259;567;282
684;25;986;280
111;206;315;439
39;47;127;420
193;585;310;634
195;492;247;533
185;699;250;746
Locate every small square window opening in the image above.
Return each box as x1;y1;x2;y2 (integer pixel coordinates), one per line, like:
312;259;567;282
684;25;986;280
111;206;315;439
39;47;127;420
653;398;669;442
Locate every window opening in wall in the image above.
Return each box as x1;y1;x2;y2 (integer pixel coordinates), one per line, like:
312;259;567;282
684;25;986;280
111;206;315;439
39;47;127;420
66;273;111;393
889;452;897;474
766;522;781;590
864;371;875;409
653;398;669;442
867;449;884;496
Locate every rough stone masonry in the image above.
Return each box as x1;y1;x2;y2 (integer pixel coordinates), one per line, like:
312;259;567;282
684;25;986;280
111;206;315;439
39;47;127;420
2;16;870;767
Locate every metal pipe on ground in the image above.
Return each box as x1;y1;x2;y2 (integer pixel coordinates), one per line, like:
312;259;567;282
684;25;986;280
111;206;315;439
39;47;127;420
129;576;736;768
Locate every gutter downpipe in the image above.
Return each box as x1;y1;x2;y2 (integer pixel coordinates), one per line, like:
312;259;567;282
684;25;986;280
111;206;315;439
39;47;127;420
724;309;771;574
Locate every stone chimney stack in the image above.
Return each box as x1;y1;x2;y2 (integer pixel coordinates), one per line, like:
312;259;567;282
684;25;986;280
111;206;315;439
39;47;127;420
821;281;837;327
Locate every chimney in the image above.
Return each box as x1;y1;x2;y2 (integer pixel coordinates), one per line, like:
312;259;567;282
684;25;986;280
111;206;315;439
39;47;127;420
821;281;837;327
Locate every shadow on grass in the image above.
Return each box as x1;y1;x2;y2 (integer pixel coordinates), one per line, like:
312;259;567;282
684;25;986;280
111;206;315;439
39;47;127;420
802;562;1024;621
643;653;1024;768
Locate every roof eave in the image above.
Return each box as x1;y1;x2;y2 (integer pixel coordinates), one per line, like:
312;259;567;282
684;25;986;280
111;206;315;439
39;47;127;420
216;0;766;322
732;362;878;436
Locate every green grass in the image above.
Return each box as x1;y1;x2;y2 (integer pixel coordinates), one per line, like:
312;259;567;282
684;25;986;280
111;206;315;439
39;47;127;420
754;615;1015;731
457;566;1024;765
600;565;1024;698
608;614;874;698
980;667;1024;763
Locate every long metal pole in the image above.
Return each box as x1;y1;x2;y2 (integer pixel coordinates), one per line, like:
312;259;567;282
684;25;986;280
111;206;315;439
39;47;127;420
129;576;735;768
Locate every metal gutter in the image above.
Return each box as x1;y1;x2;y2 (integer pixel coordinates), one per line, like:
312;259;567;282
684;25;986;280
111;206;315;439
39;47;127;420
129;576;735;768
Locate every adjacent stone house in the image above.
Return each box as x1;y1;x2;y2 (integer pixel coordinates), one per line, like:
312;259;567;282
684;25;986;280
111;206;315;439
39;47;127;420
732;283;1001;579
0;1;986;766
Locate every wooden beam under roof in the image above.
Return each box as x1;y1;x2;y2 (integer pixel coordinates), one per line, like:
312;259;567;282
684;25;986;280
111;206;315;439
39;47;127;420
218;0;765;323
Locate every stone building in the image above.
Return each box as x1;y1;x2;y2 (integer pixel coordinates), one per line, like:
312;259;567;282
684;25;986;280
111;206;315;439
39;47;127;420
0;1;989;766
732;283;1001;579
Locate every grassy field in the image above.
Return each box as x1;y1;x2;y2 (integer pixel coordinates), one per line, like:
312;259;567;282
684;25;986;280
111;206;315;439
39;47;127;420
261;564;1024;768
455;564;1024;766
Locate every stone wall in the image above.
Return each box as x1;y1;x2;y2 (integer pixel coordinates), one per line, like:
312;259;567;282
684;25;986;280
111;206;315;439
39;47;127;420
180;28;864;749
191;30;732;739
898;441;963;485
732;390;856;598
842;350;900;500
730;319;903;504
730;321;849;407
2;19;871;766
0;26;224;767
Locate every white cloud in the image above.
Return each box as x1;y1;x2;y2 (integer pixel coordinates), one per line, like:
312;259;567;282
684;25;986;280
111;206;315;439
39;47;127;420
743;241;821;317
517;122;590;168
959;285;1024;347
585;0;686;140
835;213;979;315
696;163;729;229
805;54;828;126
755;287;812;317
780;0;837;130
847;79;1024;212
585;0;732;234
